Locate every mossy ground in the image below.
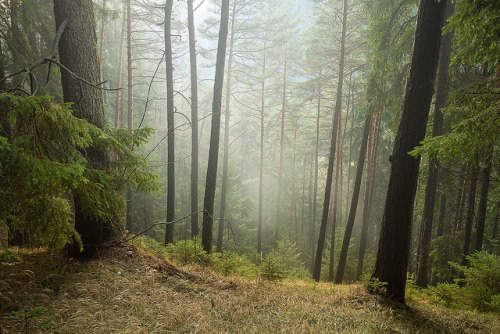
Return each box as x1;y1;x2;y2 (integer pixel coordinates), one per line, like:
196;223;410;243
1;245;498;333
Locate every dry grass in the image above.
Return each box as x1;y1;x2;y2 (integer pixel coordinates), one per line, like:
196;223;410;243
1;245;498;333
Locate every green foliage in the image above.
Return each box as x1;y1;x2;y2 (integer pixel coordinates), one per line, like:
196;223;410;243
2;306;55;332
211;251;258;278
411;80;499;165
165;238;209;265
0;93;157;249
366;276;388;295
425;252;500;312
447;0;500;65
259;238;308;280
430;233;463;282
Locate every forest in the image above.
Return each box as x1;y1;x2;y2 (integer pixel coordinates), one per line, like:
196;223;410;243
0;0;499;332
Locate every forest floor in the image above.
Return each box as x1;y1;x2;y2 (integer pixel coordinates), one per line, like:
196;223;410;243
0;244;498;334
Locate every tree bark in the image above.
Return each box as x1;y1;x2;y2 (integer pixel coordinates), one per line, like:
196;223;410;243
311;92;321;265
202;0;230;254
98;0;106;79
355;108;381;281
53;0;111;256
335;113;371;283
455;164;468;231
187;0;199;238
414;2;453;287
114;2;126;129
164;0;175;245
217;1;236;252
460;163;478;266
275;57;287;246
312;0;348;282
125;0;133;233
436;193;446;237
370;0;447;303
257;49;266;255
473;152;492;252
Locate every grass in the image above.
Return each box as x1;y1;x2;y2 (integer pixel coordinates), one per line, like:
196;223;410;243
1;245;498;333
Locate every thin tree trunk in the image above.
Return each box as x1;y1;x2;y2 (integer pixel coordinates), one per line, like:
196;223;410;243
346;86;355;220
275;57;287;246
125;0;133;233
217;0;236;252
335;113;372;283
257;48;266;255
460;163;478;266
414;2;453;287
355;109;378;281
99;0;106;79
371;0;447;303
455;164;468;231
474;151;492;252
114;3;126;129
187;0;199;237
437;193;446;237
311;93;321;264
290;125;298;240
312;0;348;282
201;0;230;254
164;0;175;245
328;125;342;282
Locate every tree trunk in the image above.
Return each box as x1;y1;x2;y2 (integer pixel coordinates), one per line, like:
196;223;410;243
114;2;126;129
355;108;381;281
370;0;447;303
312;0;349;282
164;0;175;245
187;0;199;238
460;163;478;266
275;57;287;246
202;0;230;254
53;0;111;256
455;164;468;231
311;93;321;265
328;129;342;282
290;125;298;240
125;0;133;233
0;38;5;91
335;113;371;284
437;193;446;237
217;1;236;252
414;2;453;287
473;152;491;252
99;0;106;79
257;50;266;255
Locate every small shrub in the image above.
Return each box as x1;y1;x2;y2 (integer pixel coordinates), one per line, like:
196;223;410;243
260;251;285;280
211;251;258;277
424;251;500;312
165;238;209;265
259;238;308;280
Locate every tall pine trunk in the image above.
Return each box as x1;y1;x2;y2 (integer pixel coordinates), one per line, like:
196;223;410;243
312;0;349;282
275;57;287;245
217;1;236;252
370;0;447;303
311;92;321;267
257;49;266;255
53;0;112;256
164;0;175;245
335;113;371;283
414;2;453;287
187;0;199;237
201;0;230;254
114;2;126;129
125;0;133;233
